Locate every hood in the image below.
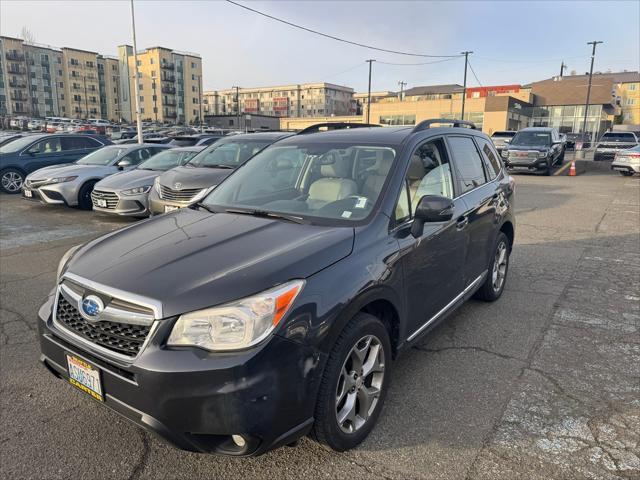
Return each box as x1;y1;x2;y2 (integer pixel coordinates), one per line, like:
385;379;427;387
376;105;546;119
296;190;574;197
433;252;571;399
95;168;160;190
27;163;114;180
66;208;354;317
158;165;234;190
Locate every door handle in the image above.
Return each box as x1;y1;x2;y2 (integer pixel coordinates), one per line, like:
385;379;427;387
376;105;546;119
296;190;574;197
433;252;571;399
456;216;468;230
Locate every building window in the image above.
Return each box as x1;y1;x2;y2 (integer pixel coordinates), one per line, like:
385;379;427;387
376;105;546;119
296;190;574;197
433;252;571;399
191;62;196;69
136;60;142;66
140;107;144;113
628;83;637;91
139;84;143;91
626;98;636;106
150;58;154;64
151;70;156;78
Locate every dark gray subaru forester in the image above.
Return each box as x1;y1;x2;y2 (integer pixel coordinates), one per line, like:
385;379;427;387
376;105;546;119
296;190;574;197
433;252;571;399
38;120;515;456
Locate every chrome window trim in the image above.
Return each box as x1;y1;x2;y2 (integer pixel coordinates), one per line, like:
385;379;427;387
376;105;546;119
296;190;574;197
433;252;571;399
407;271;486;342
51;286;159;364
62;272;163;319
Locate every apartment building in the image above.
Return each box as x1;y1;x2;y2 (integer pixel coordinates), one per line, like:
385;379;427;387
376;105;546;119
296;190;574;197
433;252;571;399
0;36;122;120
117;45;202;125
203;83;355;119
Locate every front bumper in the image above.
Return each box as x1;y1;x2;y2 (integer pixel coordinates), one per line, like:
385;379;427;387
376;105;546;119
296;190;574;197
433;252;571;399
504;155;550;172
37;295;320;456
147;189;193;215
92;188;150;217
22;181;81;206
611;161;640;174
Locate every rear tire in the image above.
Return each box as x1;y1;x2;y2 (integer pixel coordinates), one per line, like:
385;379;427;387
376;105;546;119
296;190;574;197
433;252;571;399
543;164;552;176
77;181;97;210
311;312;391;452
474;232;510;302
619;171;634;177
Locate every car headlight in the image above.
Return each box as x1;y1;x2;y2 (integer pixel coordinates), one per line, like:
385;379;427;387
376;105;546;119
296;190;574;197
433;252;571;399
167;279;305;351
121;185;152;196
56;244;83;280
49;176;78;184
538;151;550;158
154;177;162;196
501;150;508;158
190;185;217;203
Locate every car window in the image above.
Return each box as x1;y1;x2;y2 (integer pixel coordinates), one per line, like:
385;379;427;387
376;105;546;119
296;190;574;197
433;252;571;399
404;138;454;215
510;132;551;146
189;139;272;168
447;136;487;194
476;138;502;180
28;137;62;154
61;136;100;151
77;147;126;165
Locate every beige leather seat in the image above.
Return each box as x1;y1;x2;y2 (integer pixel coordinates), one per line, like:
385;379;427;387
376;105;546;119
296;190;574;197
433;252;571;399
307;156;357;210
407;155;427;205
361;150;394;200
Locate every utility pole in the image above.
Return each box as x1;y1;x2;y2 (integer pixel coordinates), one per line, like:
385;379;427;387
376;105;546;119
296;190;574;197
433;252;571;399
460;51;473;121
581;41;603;144
198;75;203;132
366;59;375;123
398;81;406;101
130;0;143;144
559;61;567;78
232;85;240;129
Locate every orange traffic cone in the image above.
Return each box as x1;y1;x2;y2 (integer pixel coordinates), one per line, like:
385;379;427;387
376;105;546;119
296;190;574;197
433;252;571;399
569;161;576;176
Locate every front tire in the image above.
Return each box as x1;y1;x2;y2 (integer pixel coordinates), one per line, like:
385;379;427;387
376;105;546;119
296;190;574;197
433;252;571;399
474;232;510;302
311;312;391;451
1;168;25;194
77;181;97;210
619;171;634;177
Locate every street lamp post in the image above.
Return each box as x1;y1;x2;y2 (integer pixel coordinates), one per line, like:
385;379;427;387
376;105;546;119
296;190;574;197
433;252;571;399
581;41;603;144
130;0;143;144
198;75;203;132
460;51;473;120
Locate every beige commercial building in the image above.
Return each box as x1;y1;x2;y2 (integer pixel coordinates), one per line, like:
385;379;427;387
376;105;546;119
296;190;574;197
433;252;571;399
117;46;203;125
0;36;123;120
203;82;355;119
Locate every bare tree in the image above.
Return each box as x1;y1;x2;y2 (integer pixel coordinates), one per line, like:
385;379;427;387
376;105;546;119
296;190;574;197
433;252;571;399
20;26;35;44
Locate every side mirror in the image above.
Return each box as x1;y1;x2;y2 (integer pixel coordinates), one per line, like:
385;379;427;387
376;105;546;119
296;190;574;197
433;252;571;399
117;158;133;169
411;195;455;238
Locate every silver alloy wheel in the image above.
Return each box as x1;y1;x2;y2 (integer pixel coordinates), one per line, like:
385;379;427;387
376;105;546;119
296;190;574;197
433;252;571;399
492;241;508;292
1;171;23;193
335;334;385;434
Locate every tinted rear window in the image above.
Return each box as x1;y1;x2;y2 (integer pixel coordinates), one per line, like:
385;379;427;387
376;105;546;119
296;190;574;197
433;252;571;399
491;132;515;138
600;133;636;141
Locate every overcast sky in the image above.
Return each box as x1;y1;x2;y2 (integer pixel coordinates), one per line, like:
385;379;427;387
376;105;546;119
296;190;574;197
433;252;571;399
1;0;638;93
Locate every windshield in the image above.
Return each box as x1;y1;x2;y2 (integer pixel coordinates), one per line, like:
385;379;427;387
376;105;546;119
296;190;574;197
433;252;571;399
187;138;273;168
203;143;396;224
77;147;126;165
510;132;551;147
137;150;198;171
0;135;39;154
491;132;515;138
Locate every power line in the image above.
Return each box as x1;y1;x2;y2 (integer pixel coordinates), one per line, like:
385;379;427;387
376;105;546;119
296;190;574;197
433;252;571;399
467;60;483;87
225;0;461;58
376;58;457;66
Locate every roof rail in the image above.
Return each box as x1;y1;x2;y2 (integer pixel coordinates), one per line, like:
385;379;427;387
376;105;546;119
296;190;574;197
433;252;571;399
412;118;476;133
297;122;381;135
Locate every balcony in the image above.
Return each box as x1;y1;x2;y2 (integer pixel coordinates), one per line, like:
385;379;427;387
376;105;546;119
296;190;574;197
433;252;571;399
7;66;27;75
9;80;27;88
13;104;28;114
6;51;25;61
164;111;177;118
162;75;176;82
160;62;175;70
161;86;176;95
164;100;177;107
10;92;29;101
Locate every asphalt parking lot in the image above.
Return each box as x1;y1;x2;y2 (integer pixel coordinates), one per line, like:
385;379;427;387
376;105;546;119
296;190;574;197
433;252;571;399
1;169;639;479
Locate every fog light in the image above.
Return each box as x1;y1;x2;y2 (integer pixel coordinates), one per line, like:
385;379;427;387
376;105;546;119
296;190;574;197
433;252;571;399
231;434;246;447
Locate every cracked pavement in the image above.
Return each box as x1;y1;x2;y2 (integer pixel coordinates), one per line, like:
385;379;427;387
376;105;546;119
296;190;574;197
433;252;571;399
1;171;638;479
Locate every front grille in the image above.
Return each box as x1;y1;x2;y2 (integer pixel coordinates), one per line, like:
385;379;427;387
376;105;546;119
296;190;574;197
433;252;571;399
508;151;538;159
159;184;202;202
91;189;119;209
56;296;151;357
25;178;48;188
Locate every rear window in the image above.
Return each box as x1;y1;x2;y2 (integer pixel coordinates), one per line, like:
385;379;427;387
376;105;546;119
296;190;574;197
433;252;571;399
600;133;636;142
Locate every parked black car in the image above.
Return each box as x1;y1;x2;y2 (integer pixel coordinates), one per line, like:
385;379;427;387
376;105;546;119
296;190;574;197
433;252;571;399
502;127;565;175
0;133;112;193
593;132;639;161
38;119;515;456
169;134;224;147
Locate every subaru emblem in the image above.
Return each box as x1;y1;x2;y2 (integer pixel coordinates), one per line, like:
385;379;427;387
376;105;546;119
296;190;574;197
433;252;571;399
174;182;182;190
81;295;104;320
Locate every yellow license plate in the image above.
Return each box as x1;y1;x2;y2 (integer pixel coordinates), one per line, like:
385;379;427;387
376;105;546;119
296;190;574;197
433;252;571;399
66;355;103;401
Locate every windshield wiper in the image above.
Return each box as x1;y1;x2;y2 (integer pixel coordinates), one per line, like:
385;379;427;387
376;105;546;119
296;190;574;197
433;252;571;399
224;208;308;224
202;164;234;169
190;202;216;214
